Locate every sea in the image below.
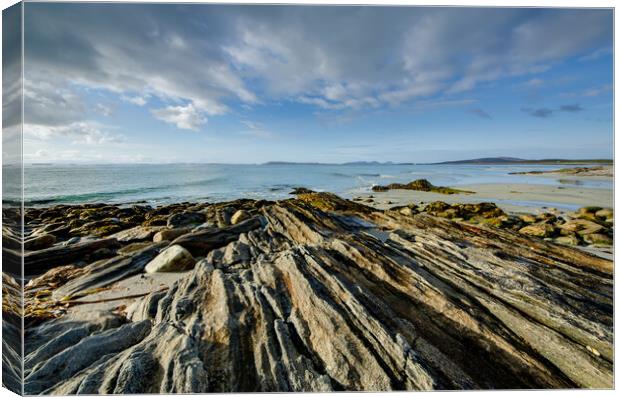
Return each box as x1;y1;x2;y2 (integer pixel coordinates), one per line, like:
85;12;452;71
8;163;613;207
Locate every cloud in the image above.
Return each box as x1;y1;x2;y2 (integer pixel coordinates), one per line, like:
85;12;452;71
522;103;584;118
467;108;492;119
523;78;545;88
522;107;554;118
151;103;206;130
583;84;612;97
24;4;612;128
240;120;262;130
559;103;584;113
96;103;113;116
239;120;274;138
560;84;612;98
412;98;477;111
25;121;125;144
123;95;149;106
578;47;612;61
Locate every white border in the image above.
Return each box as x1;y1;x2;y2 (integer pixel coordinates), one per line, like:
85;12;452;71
0;1;616;397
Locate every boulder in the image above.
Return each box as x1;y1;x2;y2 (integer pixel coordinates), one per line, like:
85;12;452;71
481;217;505;228
595;208;613;220
578;206;603;215
536;213;557;224
519;214;537;224
230;210;251;225
289;187;315;195
518;223;555;238
153;227;192;242
109;226;165;243
559;219;605;236
142;215;168;227
144;245;195;273
582;233;613;246
398;206;418;216
424;201;451;214
554;235;580;246
70;219;123;237
167;212;206;228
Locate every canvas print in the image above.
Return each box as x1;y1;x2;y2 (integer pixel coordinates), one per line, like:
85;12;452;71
2;2;614;394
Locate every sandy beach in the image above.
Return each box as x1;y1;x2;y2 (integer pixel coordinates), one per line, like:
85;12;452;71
356;182;613;214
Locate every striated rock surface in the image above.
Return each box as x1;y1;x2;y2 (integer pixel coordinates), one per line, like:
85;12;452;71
109;226;165;243
21;194;613;393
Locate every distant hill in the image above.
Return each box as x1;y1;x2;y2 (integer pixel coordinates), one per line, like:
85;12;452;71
435;157;613;165
341;161;414;166
262;161;414;166
262;161;325;165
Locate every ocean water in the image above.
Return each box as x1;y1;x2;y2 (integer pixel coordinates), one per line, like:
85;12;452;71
15;163;613;206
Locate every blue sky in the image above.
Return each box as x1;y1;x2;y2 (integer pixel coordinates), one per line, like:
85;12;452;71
20;4;613;164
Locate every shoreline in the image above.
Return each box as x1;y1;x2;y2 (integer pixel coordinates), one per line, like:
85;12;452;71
355;182;613;215
5;189;613;391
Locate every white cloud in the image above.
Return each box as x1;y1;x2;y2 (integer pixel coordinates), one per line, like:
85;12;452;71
151;103;206;130
560;84;612;98
578;47;612;61
123;95;149;106
583;84;612;97
24;121;125;145
24;5;612;126
239;120;274;138
524;78;545;88
96;103;113;116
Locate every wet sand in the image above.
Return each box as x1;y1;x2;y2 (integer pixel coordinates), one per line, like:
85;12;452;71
67;271;189;316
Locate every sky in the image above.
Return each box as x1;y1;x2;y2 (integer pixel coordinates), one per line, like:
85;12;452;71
15;4;614;164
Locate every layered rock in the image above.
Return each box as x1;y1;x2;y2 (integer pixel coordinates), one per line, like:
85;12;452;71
19;194;613;393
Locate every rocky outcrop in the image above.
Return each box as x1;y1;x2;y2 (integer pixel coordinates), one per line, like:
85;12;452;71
509;166;613;177
23;238;121;276
394;201;613;248
17;194;613;393
372;179;474;194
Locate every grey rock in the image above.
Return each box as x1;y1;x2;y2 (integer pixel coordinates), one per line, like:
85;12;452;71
110;226;165;243
144;245;195;273
23;195;613;393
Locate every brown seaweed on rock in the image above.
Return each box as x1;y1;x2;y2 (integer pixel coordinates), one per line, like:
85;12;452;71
372;179;474;194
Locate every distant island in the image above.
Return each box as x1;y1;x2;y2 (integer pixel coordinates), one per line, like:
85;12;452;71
262;161;415;166
434;157;613;165
261;158;613;166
